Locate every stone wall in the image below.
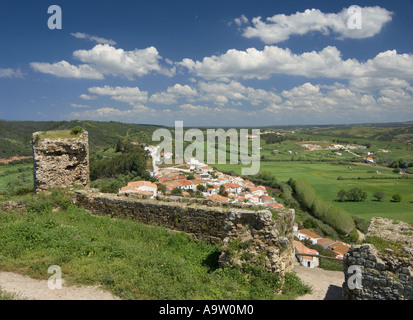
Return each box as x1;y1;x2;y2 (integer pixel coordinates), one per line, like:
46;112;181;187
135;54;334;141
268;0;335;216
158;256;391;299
219;209;295;276
32;131;90;193
343;244;413;300
72;189;295;275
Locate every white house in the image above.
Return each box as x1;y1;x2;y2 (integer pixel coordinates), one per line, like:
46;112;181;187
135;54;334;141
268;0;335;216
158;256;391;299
295;229;322;245
224;182;243;194
198;165;213;173
119;181;158;198
294;241;319;268
250;187;265;196
176;179;195;191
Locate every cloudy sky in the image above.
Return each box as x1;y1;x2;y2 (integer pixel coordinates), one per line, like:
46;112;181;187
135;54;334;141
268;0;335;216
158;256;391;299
1;0;412;127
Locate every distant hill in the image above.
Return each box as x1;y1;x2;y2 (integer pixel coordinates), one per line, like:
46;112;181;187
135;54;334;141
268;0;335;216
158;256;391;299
0;120;165;159
304;122;413;143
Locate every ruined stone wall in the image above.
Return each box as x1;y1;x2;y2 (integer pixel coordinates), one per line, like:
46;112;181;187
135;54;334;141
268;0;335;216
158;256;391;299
343;244;413;300
72;189;295;275
219;209;295;276
32;131;90;193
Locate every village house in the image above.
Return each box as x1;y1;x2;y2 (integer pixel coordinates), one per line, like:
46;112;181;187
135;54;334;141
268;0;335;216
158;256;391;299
317;238;335;249
364;156;375;163
294;240;319;268
119;181;158;198
175;179;195;191
295;229;322;245
259;195;275;204
206;193;229;203
327;241;351;260
198;165;213;173
224;182;243;194
250;187;266;197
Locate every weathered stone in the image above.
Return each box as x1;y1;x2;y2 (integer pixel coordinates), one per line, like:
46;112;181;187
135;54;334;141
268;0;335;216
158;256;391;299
344;244;413;300
32;130;90;193
72;190;295;279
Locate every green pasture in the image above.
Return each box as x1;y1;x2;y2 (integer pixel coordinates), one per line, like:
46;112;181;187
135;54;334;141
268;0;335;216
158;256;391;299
213;161;413;224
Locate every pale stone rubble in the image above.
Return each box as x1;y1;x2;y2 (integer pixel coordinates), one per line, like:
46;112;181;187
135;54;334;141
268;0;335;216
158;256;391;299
32;131;90;193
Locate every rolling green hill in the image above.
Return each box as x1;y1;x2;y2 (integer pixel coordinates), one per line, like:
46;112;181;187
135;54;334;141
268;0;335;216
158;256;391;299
0;120;166;158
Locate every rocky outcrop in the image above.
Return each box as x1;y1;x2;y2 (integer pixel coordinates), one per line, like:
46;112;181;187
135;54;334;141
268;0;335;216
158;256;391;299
32;131;90;193
367;217;413;249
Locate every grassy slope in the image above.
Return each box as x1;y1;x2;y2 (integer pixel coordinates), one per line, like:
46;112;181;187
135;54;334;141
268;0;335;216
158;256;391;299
0;164;33;193
0;120;165;158
0;195;310;300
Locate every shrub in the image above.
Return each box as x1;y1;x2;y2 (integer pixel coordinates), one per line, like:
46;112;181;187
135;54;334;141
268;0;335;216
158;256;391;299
353;216;370;234
70;126;84;135
171;187;183;195
373;192;387;202
337;188;367;202
392;193;402;202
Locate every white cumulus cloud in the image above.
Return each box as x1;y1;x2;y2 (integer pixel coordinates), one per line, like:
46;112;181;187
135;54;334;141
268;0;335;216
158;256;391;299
73;44;175;79
30;60;104;79
241;6;392;44
180;46;413;82
88;85;148;105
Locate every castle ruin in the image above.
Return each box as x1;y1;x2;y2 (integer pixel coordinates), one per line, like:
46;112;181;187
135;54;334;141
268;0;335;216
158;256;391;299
32;130;90;193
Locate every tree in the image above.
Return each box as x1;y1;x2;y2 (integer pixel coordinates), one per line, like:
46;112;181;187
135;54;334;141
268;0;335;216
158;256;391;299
373;192;387;202
398;159;407;169
157;183;166;194
392;193;402;202
337;189;347;202
171;187;183;196
345;188;367;202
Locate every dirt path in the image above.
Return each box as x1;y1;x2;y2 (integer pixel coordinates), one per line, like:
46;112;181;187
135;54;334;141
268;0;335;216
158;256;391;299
0;272;118;300
294;264;344;300
0;156;32;164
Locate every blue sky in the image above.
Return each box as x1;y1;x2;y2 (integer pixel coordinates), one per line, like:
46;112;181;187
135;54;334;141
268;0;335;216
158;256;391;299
1;0;413;127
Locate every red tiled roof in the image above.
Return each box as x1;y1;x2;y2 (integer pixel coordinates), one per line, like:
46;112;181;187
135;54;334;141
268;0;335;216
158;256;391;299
176;179;193;186
294;241;319;256
127;181;157;189
207;194;228;203
298;229;321;239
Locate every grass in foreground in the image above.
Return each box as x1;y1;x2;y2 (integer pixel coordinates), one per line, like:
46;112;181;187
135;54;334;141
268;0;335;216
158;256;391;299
0;191;310;300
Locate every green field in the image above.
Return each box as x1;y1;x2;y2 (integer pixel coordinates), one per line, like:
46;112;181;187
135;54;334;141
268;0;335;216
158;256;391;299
213;161;413;224
0;164;33;194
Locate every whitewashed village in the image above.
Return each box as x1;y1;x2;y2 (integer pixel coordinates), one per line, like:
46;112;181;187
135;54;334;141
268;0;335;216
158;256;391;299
119;143;351;270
